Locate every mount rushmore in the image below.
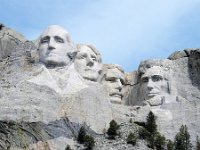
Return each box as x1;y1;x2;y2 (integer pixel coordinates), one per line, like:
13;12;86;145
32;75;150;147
0;23;200;149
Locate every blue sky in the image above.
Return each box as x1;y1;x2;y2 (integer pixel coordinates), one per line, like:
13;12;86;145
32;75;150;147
1;0;200;72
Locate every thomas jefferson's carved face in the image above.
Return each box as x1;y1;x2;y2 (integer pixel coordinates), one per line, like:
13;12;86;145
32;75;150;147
102;67;125;103
39;25;72;67
74;45;102;81
140;66;169;100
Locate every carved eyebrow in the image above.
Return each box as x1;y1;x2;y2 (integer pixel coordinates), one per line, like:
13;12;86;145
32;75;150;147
40;36;49;43
152;75;163;79
151;75;163;81
141;76;149;82
76;52;87;58
91;54;96;57
54;36;64;43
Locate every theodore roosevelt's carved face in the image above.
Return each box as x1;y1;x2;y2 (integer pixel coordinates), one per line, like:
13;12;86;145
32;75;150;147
74;45;102;81
39;25;73;67
140;66;169;100
101;65;125;104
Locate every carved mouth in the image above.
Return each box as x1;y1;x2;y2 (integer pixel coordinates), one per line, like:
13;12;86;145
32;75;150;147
147;93;158;97
84;68;92;71
110;93;122;98
48;53;59;57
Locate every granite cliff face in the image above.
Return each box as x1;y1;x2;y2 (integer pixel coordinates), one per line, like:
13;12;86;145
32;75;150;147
126;49;200;144
0;24;200;149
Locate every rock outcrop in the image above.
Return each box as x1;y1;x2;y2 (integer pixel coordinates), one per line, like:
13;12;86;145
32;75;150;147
127;53;200;144
1;24;200;149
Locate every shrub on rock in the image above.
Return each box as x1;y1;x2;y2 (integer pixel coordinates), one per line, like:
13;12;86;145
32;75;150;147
65;144;72;150
126;132;137;146
84;135;95;150
107;120;120;139
167;140;174;150
78;126;86;144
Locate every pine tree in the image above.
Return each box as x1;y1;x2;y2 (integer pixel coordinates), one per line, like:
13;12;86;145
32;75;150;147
107;120;120;139
126;132;137;146
146;111;157;135
65;144;72;150
174;125;192;150
154;132;166;150
84;135;95;150
167;140;174;150
138;127;150;140
145;111;157;148
78;126;86;144
196;136;200;150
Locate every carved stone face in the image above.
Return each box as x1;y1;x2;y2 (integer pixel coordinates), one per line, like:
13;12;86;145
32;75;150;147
74;45;102;81
140;66;169;100
39;25;73;67
102;67;125;104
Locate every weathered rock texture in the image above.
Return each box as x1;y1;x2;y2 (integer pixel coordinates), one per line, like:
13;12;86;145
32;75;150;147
0;23;36;60
127;51;200;144
1;24;200;149
100;64;125;104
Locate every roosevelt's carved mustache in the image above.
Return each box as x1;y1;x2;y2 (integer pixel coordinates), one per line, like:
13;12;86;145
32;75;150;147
110;92;122;98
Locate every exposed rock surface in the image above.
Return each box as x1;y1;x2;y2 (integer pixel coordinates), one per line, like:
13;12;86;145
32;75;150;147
127;55;200;144
64;83;113;134
101;64;125;104
1;24;200;149
167;48;195;60
0;23;35;60
0;24;112;149
95;122;151;150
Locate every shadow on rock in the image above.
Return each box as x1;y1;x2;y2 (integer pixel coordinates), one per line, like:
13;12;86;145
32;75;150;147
0;117;96;149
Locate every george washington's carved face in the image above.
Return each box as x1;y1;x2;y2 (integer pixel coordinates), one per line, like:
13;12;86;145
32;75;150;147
140;66;169;100
39;25;73;67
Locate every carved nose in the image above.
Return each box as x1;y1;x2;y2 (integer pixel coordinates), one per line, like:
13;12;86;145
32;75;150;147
86;57;94;66
116;79;123;90
147;79;154;90
48;39;55;50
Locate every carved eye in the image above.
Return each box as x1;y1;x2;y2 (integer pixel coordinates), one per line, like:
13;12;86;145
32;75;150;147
106;77;116;82
91;56;97;61
55;36;64;43
40;37;49;44
120;78;125;85
141;77;149;83
78;54;87;59
152;75;163;82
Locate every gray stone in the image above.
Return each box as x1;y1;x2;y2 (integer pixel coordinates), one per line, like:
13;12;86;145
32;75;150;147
38;25;75;67
2;24;200;149
0;24;29;59
74;44;102;82
128;55;200;144
167;48;197;60
100;64;125;104
64;83;113;134
168;50;187;60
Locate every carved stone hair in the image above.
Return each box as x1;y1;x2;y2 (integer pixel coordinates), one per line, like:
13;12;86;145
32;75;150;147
76;44;102;63
138;65;171;94
102;64;124;73
137;59;171;81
